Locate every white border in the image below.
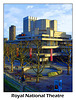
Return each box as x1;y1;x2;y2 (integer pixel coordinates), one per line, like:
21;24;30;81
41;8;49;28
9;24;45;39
0;0;76;100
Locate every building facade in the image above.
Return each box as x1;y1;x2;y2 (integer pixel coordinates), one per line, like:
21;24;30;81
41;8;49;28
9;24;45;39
7;16;72;62
23;16;37;34
9;25;16;40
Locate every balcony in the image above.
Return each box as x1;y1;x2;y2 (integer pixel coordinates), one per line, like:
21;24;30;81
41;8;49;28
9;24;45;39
36;53;61;57
42;46;59;49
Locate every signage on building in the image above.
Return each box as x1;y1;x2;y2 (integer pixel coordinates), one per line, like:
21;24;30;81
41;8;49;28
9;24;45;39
54;80;62;92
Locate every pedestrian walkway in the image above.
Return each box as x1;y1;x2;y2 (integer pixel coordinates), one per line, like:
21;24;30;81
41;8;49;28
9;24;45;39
4;60;72;92
25;63;72;92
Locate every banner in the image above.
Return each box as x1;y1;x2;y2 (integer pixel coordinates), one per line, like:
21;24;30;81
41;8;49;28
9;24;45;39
30;48;32;58
16;48;19;57
50;49;53;61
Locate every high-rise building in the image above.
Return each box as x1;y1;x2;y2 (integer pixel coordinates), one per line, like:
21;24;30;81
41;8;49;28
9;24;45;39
35;19;50;30
23;16;37;34
9;25;16;40
23;16;57;36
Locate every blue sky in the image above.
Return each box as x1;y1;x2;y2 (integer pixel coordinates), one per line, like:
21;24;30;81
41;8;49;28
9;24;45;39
4;4;72;39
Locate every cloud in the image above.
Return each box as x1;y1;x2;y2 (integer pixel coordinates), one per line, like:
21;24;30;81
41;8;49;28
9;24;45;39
26;5;34;9
57;14;72;33
9;7;22;14
4;6;23;38
37;4;72;35
62;4;72;11
4;4;72;39
4;7;22;16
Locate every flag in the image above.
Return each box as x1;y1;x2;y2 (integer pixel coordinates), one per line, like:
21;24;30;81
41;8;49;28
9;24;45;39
50;49;53;61
30;48;32;58
16;48;19;57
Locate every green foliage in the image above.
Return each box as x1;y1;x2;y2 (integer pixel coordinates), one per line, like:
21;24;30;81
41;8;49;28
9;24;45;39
48;66;62;77
48;72;58;77
4;79;19;92
57;70;62;75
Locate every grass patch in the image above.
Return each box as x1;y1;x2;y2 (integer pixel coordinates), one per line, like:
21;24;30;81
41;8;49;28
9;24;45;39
57;70;62;75
48;72;58;77
48;67;62;77
4;79;19;92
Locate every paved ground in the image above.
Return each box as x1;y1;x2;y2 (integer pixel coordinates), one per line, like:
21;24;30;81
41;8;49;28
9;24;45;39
25;64;72;92
4;59;72;92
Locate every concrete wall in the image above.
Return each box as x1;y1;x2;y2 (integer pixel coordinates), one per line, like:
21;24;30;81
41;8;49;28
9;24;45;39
50;20;57;31
9;25;16;40
54;32;66;37
23;16;37;33
47;28;53;37
35;19;51;31
31;28;39;36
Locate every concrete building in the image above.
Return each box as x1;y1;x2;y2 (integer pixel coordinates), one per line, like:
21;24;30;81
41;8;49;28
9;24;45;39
23;16;37;34
23;16;57;36
7;16;72;62
9;25;16;40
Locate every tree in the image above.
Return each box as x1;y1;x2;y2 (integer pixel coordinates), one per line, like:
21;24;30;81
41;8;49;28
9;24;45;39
30;40;46;83
4;42;7;69
56;41;72;75
4;42;10;69
16;41;31;77
8;43;17;72
6;45;10;62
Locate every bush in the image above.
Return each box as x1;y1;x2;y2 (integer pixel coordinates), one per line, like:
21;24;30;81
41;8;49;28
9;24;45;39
48;72;58;77
47;66;63;77
57;70;62;75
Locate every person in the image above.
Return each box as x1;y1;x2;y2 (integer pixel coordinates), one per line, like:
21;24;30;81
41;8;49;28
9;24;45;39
21;75;25;82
